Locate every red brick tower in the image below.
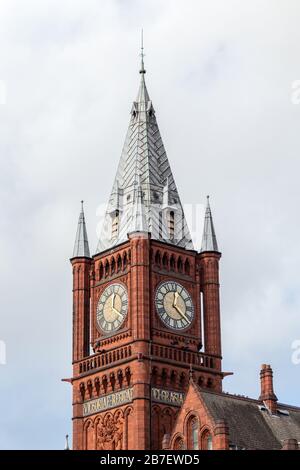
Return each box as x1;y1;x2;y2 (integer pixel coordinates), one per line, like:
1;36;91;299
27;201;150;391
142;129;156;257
199;197;222;367
70;53;223;450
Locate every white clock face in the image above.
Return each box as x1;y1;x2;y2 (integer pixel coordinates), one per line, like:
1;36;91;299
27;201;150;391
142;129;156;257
96;283;128;334
155;281;194;330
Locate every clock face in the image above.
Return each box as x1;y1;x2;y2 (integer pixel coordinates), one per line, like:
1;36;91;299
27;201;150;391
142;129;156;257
155;281;194;331
96;283;128;334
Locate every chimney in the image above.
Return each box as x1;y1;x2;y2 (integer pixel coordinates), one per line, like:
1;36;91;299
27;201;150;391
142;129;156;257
213;419;229;450
282;439;299;450
259;364;278;414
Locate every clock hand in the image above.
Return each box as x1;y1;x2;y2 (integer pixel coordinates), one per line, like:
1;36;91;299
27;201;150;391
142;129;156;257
112;307;123;320
173;291;179;308
111;294;123;320
173;292;189;323
174;305;189;323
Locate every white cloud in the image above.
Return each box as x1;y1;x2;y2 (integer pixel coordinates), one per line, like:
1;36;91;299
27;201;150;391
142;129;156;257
0;0;299;448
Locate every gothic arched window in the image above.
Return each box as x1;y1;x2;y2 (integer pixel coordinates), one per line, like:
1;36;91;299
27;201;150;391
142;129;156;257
184;258;190;275
187;416;199;450
99;263;104;280
177;257;183;273
105;260;109;277
123;252;128;270
111;257;116;275
174;437;185;450
170;255;176;271
155;251;161;266
162;253;168;269
201;430;213;450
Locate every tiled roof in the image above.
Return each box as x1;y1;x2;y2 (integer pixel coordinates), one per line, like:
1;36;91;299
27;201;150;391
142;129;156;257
198;387;300;450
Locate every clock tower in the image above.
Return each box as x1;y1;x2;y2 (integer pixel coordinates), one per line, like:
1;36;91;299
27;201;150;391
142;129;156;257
70;52;223;450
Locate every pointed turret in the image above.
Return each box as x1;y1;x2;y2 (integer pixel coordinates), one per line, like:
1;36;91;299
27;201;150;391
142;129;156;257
97;42;193;253
73;201;90;258
201;196;219;253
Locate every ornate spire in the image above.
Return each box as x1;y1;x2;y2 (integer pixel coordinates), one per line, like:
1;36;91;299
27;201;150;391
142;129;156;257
201;196;219;253
73;201;90;258
96;43;193;253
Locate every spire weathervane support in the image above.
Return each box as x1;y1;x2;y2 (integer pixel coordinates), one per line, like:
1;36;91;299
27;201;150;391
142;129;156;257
140;29;146;74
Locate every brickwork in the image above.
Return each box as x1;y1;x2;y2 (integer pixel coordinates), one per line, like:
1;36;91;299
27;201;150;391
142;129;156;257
259;364;278;414
70;234;223;450
168;381;228;450
199;251;222;357
71;257;92;362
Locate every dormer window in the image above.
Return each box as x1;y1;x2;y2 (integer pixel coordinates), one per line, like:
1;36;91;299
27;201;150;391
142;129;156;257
168;210;175;240
112;210;120;239
159;211;163;239
132;103;138;119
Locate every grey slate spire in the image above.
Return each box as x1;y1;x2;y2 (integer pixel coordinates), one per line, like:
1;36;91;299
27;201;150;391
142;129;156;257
201;196;219;253
73;201;90;258
96;44;193;253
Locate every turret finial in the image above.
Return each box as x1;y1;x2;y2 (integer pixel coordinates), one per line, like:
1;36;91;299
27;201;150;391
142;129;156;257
64;434;70;450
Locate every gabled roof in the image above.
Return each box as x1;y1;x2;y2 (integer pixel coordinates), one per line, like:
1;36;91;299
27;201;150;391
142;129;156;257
199;388;280;449
262;404;300;446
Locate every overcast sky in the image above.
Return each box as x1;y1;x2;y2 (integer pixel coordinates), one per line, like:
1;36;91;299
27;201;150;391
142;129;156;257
0;0;300;449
